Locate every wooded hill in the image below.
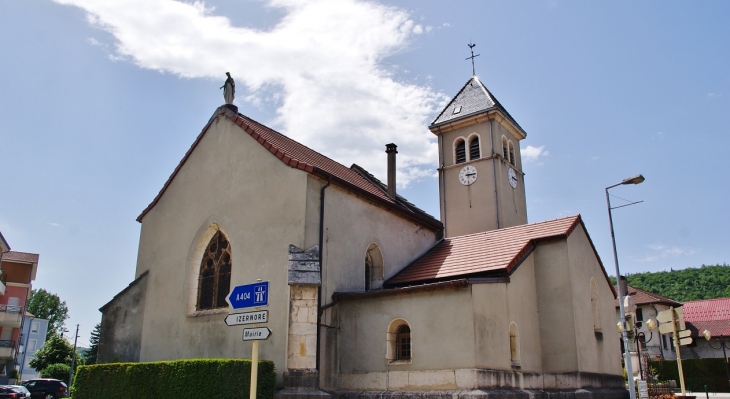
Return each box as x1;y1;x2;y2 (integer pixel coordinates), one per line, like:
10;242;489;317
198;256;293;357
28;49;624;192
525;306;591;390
610;264;730;302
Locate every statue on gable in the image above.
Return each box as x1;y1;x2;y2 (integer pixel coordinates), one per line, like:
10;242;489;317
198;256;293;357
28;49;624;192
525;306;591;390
220;72;235;104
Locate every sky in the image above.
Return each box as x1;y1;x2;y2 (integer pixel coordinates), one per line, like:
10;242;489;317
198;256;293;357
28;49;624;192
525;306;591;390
1;0;728;346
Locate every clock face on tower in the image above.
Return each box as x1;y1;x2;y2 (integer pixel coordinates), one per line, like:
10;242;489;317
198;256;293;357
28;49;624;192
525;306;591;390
459;165;477;185
508;167;518;188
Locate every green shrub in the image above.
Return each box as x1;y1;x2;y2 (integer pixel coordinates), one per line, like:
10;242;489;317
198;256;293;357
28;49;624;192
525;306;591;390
71;358;275;399
650;358;729;392
41;363;71;382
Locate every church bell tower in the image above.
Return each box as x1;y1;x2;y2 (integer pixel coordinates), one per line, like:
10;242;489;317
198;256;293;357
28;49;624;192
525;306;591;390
430;75;528;238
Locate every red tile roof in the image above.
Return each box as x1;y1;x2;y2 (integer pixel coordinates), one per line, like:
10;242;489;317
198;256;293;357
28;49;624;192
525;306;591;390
137;106;441;230
1;251;39;264
683;298;730;338
614;286;681;308
385;215;609;287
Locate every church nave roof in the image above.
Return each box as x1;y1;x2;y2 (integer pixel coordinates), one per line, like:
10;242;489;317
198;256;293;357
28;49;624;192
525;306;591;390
137;106;442;230
385;215;608;288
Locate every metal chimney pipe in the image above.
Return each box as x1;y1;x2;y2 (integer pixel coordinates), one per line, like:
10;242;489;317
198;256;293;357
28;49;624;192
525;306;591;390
385;143;398;199
619;276;629;297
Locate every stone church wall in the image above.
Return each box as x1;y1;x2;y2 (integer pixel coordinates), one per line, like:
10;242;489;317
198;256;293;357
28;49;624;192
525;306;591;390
566;223;623;377
98;270;149;363
133;115;309;384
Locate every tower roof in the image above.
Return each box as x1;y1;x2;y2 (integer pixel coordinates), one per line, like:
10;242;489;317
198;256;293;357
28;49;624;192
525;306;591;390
431;76;525;136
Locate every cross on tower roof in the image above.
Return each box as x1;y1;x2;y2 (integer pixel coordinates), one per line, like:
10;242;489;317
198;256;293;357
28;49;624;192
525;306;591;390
466;41;480;76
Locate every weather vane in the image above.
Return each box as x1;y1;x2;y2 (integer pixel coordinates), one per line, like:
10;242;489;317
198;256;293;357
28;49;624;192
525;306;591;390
466;41;480;76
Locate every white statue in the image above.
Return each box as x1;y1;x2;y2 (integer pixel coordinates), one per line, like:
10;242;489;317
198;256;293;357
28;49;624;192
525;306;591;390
220;72;235;104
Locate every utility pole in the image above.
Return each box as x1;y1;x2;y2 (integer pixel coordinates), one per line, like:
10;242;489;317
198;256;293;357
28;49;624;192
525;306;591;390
68;324;79;387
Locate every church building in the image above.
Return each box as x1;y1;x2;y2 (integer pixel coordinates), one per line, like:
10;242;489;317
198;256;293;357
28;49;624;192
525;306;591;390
99;75;626;399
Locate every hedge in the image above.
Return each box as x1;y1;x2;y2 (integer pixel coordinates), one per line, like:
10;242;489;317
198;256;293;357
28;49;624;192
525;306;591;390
71;358;276;399
650;358;729;392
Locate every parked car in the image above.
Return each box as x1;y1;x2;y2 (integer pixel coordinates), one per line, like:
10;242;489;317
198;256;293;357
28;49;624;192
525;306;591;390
21;379;68;399
5;386;30;398
0;386;28;399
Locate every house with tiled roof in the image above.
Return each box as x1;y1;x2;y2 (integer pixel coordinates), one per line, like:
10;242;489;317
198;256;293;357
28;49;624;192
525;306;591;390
679;298;730;360
99;75;624;399
0;242;39;383
614;285;683;367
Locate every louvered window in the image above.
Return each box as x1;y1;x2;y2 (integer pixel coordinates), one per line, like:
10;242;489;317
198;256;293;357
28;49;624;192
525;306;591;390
508;142;515;166
469;137;480;160
197;231;232;310
455;140;466;164
502;137;509;160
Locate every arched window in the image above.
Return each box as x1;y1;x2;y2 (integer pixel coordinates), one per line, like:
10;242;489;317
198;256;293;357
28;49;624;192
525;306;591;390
502;137;509;161
469;136;480;161
396;324;411;360
591;277;601;331
508;142;515;166
387;319;412;363
365;243;384;291
197;231;232;310
509;322;520;366
455;139;466;164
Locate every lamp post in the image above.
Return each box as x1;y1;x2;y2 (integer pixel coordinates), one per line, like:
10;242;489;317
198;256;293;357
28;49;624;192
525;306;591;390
607;174;645;399
636;319;656;380
702;330;730;388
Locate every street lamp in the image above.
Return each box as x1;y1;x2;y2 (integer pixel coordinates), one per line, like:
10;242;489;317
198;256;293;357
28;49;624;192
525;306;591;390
607;174;645;399
635;319;656;380
702;330;730;387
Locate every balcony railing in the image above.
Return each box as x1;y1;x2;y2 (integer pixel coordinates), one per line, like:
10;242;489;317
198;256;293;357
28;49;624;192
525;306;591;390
0;340;16;359
0;305;22;314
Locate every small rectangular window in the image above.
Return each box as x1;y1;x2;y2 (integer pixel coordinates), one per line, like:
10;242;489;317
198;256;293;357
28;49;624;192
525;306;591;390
31;322;40;334
28;339;36;352
636;308;644;322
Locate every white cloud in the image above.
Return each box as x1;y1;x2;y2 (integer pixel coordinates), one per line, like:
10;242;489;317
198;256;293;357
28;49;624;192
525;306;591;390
636;243;697;262
707;92;722;99
521;145;549;162
55;0;447;186
48;222;61;227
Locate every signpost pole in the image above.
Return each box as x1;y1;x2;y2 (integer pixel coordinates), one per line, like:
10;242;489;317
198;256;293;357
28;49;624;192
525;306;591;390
671;307;686;396
250;321;260;399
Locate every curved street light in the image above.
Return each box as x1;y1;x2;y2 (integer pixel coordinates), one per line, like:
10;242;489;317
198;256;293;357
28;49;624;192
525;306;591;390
702;330;730;387
607;174;645;399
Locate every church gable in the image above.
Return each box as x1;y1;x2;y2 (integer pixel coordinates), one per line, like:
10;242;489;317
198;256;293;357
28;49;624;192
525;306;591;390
137;106;441;231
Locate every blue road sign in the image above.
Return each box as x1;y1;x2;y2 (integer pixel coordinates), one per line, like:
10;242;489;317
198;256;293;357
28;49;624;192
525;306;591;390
227;281;269;309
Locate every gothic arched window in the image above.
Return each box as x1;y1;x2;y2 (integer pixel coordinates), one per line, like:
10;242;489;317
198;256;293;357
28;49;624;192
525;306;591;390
365;243;384;291
197;231;232;310
509;322;521;366
591;277;601;331
469;136;480;160
455;139;466;164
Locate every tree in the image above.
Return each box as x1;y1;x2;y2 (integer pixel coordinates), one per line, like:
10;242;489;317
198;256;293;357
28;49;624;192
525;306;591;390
26;289;69;338
40;363;71;382
85;323;100;365
29;334;83;372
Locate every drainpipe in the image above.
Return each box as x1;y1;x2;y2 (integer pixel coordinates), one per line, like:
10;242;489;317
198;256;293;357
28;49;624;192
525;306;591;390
19;316;33;379
437;131;447;237
489;119;500;229
315;176;331;377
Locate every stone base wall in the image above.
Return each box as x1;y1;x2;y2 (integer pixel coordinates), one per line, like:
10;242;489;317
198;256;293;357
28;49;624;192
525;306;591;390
334;388;628;399
288;285;319;369
337;369;625;391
